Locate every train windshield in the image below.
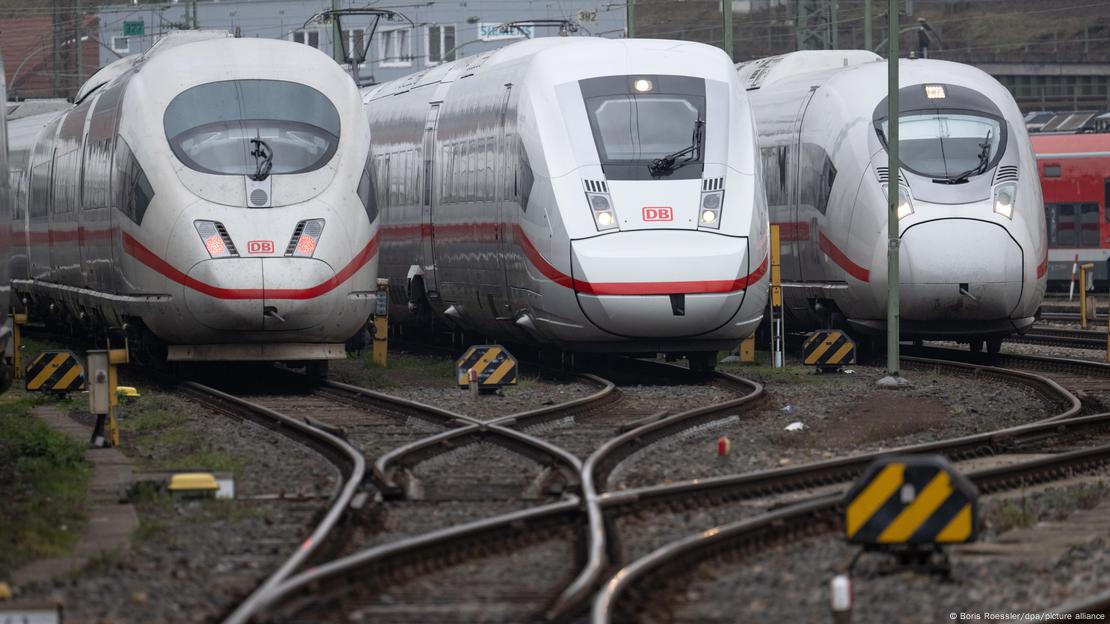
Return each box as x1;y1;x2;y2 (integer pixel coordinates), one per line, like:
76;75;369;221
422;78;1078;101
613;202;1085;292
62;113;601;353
164;80;340;176
580;75;706;180
879;112;1003;180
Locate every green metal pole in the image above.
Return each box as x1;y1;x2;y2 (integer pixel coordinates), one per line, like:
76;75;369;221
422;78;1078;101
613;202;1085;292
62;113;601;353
830;0;837;49
886;0;900;379
627;0;634;38
864;0;872;51
331;0;343;64
723;0;733;59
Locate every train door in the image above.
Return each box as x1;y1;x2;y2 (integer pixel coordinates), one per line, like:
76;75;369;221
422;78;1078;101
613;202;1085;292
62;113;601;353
421;104;441;300
493;84;514;315
791;86;819;283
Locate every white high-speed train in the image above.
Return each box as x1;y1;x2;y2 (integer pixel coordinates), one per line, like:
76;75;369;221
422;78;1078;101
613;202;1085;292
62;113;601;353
9;31;377;366
737;51;1046;353
364;38;770;368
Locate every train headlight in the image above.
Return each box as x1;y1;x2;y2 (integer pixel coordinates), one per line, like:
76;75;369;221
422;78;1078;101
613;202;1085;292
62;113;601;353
586;192;618;231
194;220;237;258
699;190;723;229
993;182;1016;219
884;185;914;220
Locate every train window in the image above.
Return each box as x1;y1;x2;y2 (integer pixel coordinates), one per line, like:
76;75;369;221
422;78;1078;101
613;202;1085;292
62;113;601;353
580;75;706;181
878;112;1003;181
358;167;377;224
517;141;534;212
1046;203;1101;248
113;139;154;225
1105;179;1110;222
164;80;340;178
1044;165;1062;178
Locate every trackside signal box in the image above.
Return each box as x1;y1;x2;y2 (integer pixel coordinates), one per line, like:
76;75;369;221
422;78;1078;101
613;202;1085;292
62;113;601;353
845;455;978;546
456;345;518;390
802;330;856;371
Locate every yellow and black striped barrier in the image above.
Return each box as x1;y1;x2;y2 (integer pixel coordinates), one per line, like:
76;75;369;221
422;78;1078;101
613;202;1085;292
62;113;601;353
802;329;856;369
24;350;86;394
456;345;518;389
845;455;978;546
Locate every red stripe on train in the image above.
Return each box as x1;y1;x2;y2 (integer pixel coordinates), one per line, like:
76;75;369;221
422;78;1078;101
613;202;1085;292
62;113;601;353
121;232;378;300
818;231;871;282
513;224;768;295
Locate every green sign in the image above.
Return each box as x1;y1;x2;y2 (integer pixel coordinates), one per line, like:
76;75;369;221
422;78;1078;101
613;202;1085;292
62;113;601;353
123;20;144;37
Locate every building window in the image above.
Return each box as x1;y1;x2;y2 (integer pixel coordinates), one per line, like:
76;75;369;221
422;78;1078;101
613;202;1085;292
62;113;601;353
291;29;320;49
112;36;129;53
341;28;366;64
426;24;456;65
379;28;412;67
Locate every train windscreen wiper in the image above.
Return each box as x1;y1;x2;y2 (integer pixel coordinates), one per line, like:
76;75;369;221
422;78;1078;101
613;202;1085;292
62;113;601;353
648;119;704;177
937;129;992;185
249;135;273;181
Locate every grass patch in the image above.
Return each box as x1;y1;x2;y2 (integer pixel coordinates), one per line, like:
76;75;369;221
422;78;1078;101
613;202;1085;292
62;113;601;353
986;480;1110;535
0;391;90;577
721;359;836;385
991;501;1037;533
119;390;245;475
342;350;458;389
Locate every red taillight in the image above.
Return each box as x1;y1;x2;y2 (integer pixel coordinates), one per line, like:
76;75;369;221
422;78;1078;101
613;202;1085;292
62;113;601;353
195;220;236;258
205;234;227;256
286;219;325;257
295;234;317;256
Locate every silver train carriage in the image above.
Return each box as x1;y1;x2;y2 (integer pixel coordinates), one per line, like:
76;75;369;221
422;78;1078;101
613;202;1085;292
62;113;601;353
363;38;770;368
0;55;12;389
9;32;378;363
737;51;1046;352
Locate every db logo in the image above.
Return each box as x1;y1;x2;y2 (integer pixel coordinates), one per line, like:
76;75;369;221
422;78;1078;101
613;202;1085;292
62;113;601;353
247;240;274;254
642;206;673;222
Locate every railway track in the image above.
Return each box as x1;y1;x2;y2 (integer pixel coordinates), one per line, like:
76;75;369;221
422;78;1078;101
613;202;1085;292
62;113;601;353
225;359;766;622
588;354;1110;622
230;352;1096;622
1009;326;1108;350
169;378;368;624
908;344;1110;401
594;439;1110;622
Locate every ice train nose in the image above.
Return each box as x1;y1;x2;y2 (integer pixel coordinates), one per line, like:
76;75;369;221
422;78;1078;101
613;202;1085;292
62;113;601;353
570;231;753;338
183;258;338;331
897;219;1023;321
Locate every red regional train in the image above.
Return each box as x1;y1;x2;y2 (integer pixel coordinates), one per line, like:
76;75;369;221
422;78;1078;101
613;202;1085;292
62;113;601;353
1032;132;1110;287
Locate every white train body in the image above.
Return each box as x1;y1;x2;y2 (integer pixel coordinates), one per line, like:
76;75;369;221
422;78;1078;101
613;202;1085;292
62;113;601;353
738;51;1046;340
364;38;769;357
9;32;377;361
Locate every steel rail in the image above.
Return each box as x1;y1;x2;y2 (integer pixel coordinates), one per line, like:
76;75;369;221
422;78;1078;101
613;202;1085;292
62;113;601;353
233;361;762;623
257;498;583;620
1009;326;1108;350
597;356;1088;517
594;436;1110;624
907;345;1110;378
175;381;368;624
546;368;764;621
361;373;615;497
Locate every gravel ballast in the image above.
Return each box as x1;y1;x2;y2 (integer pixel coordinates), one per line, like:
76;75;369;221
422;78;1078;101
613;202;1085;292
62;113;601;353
13;388;338;624
609;362;1052;491
633;474;1110;624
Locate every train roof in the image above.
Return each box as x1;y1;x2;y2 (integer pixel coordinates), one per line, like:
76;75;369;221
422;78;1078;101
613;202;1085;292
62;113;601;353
734;50;882;90
1031;131;1110;157
5;99;70;120
363;37;736;102
75;30;236;103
